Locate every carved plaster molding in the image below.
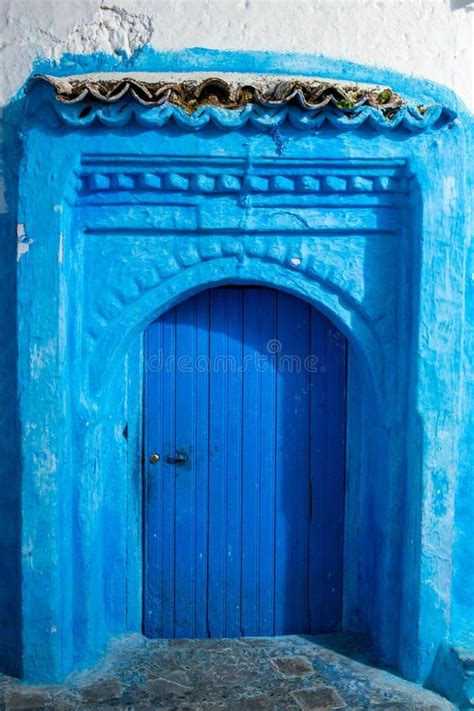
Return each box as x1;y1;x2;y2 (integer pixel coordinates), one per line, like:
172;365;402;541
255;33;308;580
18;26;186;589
79;169;405;196
77;157;409;199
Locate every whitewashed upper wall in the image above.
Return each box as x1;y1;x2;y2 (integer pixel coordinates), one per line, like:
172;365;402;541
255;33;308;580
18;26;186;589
0;0;473;111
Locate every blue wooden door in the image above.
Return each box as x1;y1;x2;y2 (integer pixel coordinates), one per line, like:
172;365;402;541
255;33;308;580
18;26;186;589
144;287;346;638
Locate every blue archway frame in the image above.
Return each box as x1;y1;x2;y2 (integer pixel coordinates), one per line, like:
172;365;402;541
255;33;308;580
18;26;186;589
5;50;472;704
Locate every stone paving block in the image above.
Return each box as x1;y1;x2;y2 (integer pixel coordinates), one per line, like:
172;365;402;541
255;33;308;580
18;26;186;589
51;694;83;711
291;687;346;710
225;694;274;709
5;686;52;710
270;656;314;676
147;675;192;699
79;676;123;704
240;638;276;648
161;670;191;686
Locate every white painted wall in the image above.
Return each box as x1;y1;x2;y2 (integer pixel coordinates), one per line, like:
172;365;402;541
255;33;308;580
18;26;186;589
0;0;473;110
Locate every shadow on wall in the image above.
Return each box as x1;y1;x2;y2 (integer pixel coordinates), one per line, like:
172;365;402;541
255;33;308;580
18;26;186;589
425;644;473;709
0;97;22;677
450;0;474;10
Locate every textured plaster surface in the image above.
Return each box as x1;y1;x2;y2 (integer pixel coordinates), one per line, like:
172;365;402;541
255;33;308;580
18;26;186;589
0;0;473;110
0;635;456;709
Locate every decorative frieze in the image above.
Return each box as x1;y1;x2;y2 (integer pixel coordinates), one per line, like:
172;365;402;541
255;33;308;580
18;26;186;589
80;170;404;195
77;157;408;199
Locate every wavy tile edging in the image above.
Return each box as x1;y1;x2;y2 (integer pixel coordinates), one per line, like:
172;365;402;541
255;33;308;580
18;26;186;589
49;100;451;132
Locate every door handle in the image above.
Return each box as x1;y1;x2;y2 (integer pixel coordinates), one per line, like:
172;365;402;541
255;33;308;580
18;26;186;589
164;453;189;465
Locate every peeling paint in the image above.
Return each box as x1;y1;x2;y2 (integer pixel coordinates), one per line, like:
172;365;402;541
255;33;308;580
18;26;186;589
21;538;33;557
34;450;58;476
58;232;63;264
0;176;7;214
443;175;457;205
66;5;153;59
16;223;33;261
29;341;54;379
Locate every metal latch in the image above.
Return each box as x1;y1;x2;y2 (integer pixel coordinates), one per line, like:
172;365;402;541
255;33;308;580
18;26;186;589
164;453;189;465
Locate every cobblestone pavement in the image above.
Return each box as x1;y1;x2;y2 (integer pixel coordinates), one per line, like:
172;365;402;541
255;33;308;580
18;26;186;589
0;634;455;710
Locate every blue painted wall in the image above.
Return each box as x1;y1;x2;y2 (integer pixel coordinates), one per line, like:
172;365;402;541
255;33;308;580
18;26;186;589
0;48;472;706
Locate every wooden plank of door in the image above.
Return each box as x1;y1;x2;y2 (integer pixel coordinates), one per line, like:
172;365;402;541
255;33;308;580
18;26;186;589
274;292;311;635
174;294;211;637
241;288;278;636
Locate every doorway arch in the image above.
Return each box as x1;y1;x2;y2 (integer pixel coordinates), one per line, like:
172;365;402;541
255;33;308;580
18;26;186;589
82;259;390;680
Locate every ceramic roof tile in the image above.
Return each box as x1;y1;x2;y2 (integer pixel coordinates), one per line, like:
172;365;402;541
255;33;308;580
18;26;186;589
33;72;404;115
